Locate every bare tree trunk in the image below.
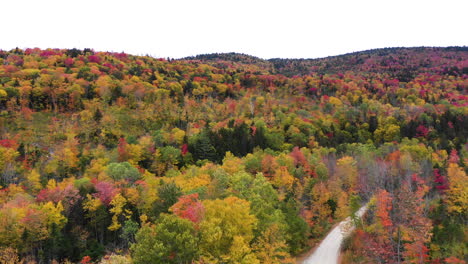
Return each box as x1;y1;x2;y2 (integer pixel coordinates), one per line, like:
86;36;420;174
397;227;401;264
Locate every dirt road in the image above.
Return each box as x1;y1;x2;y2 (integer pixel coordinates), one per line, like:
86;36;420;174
301;205;368;264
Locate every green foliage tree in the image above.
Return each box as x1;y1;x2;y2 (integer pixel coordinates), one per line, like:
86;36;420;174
151;181;182;218
281;196;309;254
106;162;140;181
131;214;199;264
189;130;217;162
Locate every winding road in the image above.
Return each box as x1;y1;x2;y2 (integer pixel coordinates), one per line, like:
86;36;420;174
301;205;368;264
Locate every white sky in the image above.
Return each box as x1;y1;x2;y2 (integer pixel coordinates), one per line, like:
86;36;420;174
1;0;467;59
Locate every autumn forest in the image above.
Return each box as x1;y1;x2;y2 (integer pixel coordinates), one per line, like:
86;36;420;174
0;47;467;263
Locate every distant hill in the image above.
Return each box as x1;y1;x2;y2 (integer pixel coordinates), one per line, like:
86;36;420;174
182;47;468;79
184;52;268;66
183;52;274;74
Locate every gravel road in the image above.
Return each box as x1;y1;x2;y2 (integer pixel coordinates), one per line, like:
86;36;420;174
301;205;368;264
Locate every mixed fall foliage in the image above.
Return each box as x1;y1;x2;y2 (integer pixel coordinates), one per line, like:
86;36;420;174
0;47;467;263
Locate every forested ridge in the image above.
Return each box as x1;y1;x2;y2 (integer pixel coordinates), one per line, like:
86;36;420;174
0;47;466;263
185;47;468;77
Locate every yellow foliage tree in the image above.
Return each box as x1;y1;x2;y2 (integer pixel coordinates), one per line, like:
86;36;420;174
446;163;468;215
0;88;7;97
331;156;358;218
171;173;211;193
25;169;42;194
374;124;401;143
309;182;332;231
86;157;109;179
0;206;27;249
335;156;358;192
108;193;131;231
0;195;65;252
200;197;258;263
40;201;67;230
253;224;295;264
272;166;295;192
136;172;160;214
227;236;260;264
46;179;57;189
126;144;144;165
171;127;186;145
0;146;19;183
329;96;343;106
0;247;21;264
83;194;103;212
222;152;245;175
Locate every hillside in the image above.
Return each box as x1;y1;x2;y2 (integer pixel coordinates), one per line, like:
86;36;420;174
185;47;468;78
0;47;467;263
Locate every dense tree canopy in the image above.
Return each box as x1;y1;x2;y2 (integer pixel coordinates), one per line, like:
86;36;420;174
0;47;466;263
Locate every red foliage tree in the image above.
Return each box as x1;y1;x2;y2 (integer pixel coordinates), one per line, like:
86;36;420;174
80;256;92;264
416;125;429;138
93;181;118;206
170;193;204;226
181;144;188;156
290;146;314;177
448;149;459;164
375;189;393;229
64;58;74;68
36;184;80;212
433;169;448;193
0;139;17;149
88;55;101;64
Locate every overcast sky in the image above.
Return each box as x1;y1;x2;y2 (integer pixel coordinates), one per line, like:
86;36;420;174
2;0;467;59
